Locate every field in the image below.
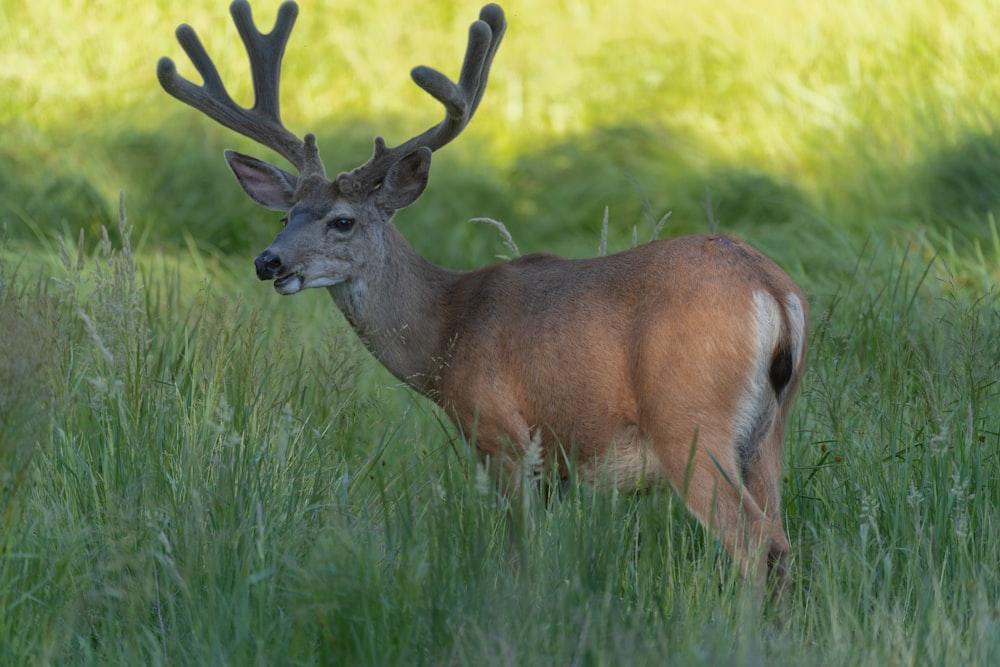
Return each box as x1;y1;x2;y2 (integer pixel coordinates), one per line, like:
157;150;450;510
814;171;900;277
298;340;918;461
1;0;999;664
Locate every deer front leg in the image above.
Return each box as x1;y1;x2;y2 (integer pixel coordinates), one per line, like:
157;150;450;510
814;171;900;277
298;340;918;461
452;398;541;575
450;392;536;501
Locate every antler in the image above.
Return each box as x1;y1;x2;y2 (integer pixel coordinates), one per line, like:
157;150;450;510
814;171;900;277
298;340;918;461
337;4;507;195
157;0;325;177
158;2;505;189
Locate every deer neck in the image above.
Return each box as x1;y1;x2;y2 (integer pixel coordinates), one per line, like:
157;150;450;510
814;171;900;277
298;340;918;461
326;224;459;399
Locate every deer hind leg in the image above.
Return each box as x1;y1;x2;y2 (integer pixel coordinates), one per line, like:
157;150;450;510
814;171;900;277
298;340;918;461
738;292;808;599
651;423;778;603
642;293;793;602
740;422;791;599
728;389;791;600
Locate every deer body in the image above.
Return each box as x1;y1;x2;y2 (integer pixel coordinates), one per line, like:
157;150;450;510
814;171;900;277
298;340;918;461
431;236;805;486
159;0;808;600
329;226;807;589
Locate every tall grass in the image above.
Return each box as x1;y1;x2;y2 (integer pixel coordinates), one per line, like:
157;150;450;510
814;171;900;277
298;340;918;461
1;196;998;664
1;0;999;663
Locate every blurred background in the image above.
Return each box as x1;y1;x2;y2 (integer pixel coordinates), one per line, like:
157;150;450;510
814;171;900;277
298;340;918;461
2;0;998;283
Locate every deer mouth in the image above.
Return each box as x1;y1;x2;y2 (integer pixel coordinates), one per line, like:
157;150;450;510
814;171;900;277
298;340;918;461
273;272;304;295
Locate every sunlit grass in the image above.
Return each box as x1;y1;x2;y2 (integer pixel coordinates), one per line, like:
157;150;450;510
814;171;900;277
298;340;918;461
3;0;1000;259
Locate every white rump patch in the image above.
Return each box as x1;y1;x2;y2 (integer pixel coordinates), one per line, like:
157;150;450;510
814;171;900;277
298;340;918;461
730;291;782;464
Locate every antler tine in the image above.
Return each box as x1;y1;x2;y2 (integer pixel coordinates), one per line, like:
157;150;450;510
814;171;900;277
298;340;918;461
157;0;324;177
338;4;506;195
231;0;294;118
464;4;507;119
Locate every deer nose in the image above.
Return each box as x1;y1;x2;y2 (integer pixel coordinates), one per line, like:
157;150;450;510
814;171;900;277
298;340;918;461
254;251;284;280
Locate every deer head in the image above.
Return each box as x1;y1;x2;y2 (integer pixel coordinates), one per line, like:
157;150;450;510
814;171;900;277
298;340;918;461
157;0;505;295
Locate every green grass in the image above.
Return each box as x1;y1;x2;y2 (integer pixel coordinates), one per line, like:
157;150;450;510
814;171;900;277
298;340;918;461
2;206;997;665
2;0;1000;664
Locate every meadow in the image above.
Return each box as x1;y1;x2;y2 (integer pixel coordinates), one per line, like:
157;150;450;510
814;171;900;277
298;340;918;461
1;0;999;664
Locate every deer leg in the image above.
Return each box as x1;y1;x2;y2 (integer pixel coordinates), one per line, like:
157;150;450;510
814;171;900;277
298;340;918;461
741;418;792;600
650;424;777;605
459;401;533;498
450;396;538;566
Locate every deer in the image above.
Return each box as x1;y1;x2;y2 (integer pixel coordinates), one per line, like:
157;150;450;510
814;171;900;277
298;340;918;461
158;0;809;603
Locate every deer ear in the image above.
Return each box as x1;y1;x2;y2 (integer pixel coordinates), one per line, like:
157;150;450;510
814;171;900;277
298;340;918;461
225;150;298;211
375;148;431;211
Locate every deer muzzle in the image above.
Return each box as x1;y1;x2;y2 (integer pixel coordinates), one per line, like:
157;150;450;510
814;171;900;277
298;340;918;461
255;250;284;281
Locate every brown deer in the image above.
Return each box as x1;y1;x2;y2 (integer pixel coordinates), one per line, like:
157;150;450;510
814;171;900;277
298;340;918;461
158;1;808;601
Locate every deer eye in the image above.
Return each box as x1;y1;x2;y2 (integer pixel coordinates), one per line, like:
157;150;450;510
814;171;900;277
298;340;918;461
329;217;355;232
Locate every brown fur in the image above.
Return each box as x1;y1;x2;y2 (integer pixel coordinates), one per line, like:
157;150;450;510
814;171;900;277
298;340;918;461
416;234;808;599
